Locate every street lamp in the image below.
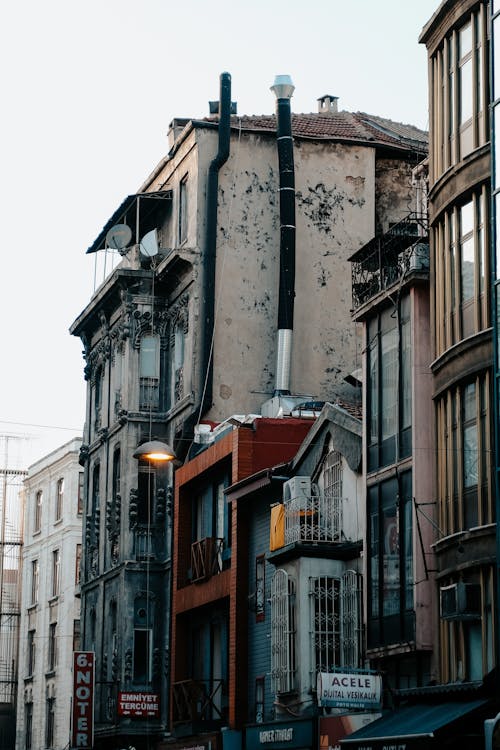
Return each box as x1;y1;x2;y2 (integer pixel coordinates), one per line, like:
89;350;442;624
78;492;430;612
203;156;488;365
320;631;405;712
132;440;177;463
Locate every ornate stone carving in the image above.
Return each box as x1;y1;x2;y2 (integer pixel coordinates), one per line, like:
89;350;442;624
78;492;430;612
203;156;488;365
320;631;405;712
129;488;138;528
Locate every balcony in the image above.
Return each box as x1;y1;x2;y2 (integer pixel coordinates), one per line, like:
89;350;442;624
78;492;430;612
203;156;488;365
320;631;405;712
269;494;362;564
350;212;429;313
172;678;226;725
285;490;343;545
190;537;224;582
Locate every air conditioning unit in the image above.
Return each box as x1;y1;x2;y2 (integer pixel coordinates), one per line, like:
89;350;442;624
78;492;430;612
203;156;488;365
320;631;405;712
440;582;481;620
283;476;311;503
408;242;429;271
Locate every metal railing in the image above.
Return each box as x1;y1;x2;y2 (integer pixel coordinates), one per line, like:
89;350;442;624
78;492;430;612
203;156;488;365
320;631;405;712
351;212;429;310
172;678;226;724
190;537;224;582
284;491;343;544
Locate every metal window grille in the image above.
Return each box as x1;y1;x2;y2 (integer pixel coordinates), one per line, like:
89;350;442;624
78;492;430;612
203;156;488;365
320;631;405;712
270;569;296;693
139;376;160;410
309;571;362;682
341;570;362;667
284;486;342;543
309;576;340;676
324;450;343;540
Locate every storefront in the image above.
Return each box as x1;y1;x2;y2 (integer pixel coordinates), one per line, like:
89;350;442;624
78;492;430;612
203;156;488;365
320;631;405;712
339;699;492;750
158;732;222;750
246;718;315;750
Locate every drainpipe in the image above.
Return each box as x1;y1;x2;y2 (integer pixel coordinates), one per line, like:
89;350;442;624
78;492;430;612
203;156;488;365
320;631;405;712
174;72;231;459
271;75;296;395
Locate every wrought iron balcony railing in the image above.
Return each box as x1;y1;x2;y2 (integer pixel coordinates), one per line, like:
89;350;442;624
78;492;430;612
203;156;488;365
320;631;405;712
172;678;226;724
350;212;429;311
284;491;344;545
190;537;224;582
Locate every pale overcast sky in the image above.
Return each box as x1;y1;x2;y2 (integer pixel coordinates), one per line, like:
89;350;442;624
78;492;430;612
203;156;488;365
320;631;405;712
0;0;438;467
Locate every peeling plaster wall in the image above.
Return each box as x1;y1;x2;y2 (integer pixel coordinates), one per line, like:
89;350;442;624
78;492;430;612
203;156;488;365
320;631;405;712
147;128;421;424
375;157;417;234
210;134;374;419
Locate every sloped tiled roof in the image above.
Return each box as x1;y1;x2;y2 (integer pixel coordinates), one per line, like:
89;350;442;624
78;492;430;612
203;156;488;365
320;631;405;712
204;111;428;153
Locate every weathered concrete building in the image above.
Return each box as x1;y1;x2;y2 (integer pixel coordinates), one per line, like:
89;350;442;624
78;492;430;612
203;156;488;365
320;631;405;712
70;73;427;750
15;439;83;750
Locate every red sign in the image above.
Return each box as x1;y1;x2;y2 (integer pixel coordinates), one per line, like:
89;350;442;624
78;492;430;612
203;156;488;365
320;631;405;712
71;651;94;749
118;691;160;718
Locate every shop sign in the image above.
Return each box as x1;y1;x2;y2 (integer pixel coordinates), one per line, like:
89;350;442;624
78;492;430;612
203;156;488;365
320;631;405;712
246;719;313;750
71;651;94;749
118;691;160;717
317;672;382;711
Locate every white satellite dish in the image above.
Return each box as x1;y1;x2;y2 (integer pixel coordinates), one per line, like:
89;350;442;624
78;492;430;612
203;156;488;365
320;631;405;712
139;229;159;258
106;223;132;251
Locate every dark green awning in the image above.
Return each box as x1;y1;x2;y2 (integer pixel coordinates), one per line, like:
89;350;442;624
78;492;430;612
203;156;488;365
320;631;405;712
340;699;489;747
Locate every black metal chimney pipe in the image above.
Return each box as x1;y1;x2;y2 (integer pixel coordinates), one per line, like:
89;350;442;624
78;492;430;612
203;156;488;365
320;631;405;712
174;72;231;460
271;75;296;395
201;72;232;411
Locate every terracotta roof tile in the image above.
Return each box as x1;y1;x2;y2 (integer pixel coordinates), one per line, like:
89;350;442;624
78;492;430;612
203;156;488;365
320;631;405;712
202;110;428;153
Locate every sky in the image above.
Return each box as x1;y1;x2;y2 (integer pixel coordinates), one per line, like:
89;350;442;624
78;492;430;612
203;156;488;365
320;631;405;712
0;0;439;468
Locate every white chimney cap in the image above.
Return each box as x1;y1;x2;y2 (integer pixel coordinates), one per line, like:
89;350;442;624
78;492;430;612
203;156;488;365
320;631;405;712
271;75;295;100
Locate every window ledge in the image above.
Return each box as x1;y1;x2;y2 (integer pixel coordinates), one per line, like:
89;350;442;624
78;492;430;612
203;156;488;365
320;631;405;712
45;670;56;678
54;518;63;527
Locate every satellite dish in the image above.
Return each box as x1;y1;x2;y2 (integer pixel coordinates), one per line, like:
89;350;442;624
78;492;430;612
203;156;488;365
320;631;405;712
106;224;132;251
139;229;159;258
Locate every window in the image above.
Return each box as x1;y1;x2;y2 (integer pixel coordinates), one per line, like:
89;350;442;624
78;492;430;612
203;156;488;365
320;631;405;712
133;628;152;683
436;375;491;534
434;188;487;352
255;677;265;723
311;576;341;673
30;560;39;605
324;450;343;539
34;491;42;533
75;544;82;585
55;478;64;521
77;472;84;515
190;470;231;580
25;702;33;750
309;570;362;681
270;569;296;693
92;464;100;514
430;5;488;178
48;622;57;671
27;630;35;676
178;174;188;245
367;297;412;471
139;334;160;410
51;549;60;598
255;556;265;621
46;697;55;749
137;461;156;525
173;321;185;403
367;471;413;648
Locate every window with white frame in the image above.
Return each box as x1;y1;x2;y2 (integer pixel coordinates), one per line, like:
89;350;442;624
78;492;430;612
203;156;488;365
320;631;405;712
48;622;57;671
34;491;42;533
55;478;64;521
51;549;60;598
27;630;35;676
30;560;39;605
270;569;296;694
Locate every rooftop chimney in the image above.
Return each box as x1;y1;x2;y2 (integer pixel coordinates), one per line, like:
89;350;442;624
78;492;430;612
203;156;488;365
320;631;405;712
317;95;339;114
